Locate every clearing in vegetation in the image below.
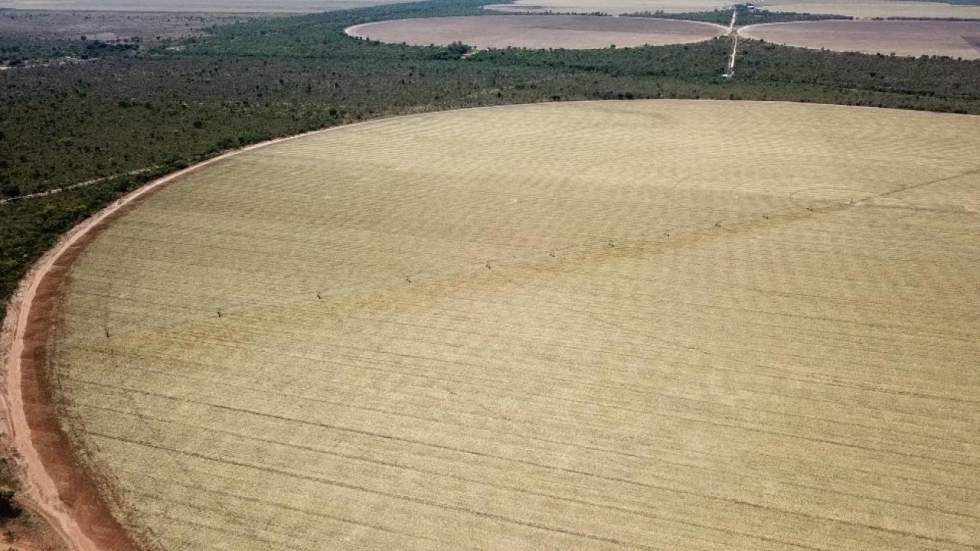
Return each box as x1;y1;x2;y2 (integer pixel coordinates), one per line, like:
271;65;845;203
741;19;980;59
11;100;980;550
0;0;413;13
485;0;980;17
0;9;261;46
346;15;726;49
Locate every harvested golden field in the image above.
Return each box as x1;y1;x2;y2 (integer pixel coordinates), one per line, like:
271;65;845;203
485;0;980;18
48;100;980;550
346;15;725;49
741;19;980;60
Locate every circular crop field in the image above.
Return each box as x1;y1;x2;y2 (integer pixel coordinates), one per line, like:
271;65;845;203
757;0;980;19
345;15;726;49
484;0;980;18
741;20;980;59
484;0;730;14
18;101;980;550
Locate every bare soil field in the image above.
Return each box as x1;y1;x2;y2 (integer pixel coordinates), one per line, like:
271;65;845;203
0;9;261;44
347;15;726;49
484;0;731;14
7;100;980;550
0;0;411;13
486;0;980;17
758;0;980;19
741;19;980;59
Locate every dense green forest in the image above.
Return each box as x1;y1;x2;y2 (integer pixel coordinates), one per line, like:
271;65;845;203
1;0;979;303
0;39;137;67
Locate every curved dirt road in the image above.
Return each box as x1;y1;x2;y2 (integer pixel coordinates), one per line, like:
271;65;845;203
0;129;339;551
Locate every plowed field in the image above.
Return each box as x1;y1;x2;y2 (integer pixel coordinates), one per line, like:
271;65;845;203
741;19;980;59
346;15;726;49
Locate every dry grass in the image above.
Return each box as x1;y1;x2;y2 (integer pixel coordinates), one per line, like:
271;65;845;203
51;100;980;550
741;19;980;59
485;0;980;18
347;15;725;49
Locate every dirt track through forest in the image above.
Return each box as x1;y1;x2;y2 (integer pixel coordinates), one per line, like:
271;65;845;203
5;101;980;551
0;167;159;205
724;8;737;77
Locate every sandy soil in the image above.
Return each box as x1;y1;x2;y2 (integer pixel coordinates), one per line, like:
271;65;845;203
32;100;980;550
0;0;412;13
485;0;980;18
346;15;726;49
741;19;980;59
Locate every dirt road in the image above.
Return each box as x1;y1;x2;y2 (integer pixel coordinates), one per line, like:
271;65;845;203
724;9;737;77
0;167;160;206
0;127;343;551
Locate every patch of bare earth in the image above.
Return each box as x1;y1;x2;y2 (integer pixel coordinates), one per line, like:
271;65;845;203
758;0;980;19
740;19;980;59
484;0;980;18
0;9;263;45
0;0;414;13
347;15;726;49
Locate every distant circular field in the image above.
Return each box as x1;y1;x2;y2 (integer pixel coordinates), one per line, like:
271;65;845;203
0;0;414;12
484;0;980;18
345;15;726;49
741;19;980;59
484;0;730;14
36;101;980;550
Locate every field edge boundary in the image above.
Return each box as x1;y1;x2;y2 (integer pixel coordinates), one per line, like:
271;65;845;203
0;122;352;551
